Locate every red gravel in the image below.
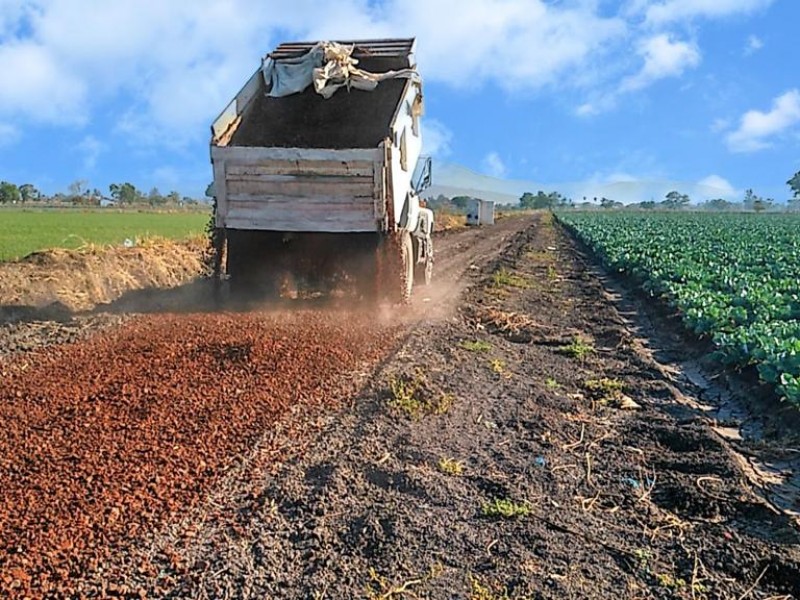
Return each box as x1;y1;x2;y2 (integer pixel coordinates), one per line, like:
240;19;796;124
0;311;399;597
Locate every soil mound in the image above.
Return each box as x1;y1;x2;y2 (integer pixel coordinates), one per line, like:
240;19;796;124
0;238;207;313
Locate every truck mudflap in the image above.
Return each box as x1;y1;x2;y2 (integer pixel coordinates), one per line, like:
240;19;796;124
413;208;434;286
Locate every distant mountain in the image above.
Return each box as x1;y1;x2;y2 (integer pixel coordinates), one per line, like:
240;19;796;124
426;164;540;206
426;163;746;205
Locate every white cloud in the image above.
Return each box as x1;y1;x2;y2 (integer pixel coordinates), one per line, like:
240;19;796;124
604;172;640;183
391;0;626;90
579;32;700;113
482;152;508;178
570;172;740;204
0;40;87;124
0;0;629;147
620;34;701;92
710;118;730;133
642;0;774;25
697;174;737;197
576;93;622;116
0;121;20;146
743;34;764;56
0;0;29;39
421;119;453;158
726;89;800;153
77;135;106;171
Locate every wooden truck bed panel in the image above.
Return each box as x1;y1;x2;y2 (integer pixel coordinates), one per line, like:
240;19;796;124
226;177;375;198
213;147;385;233
225;161;375;177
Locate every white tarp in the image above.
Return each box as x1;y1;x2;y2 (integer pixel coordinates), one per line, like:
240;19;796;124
263;42;419;99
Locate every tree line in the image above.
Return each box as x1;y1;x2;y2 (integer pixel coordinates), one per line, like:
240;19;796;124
426;170;800;213
580;177;800;213
426;191;572;212
0;179;206;207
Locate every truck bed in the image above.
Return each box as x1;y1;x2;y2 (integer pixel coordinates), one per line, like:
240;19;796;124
230;78;407;149
210;39;419;234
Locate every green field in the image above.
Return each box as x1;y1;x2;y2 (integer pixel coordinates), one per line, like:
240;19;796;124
0;209;211;261
556;211;800;407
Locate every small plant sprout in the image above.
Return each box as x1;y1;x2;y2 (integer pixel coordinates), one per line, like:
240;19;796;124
633;548;651;571
468;574;512;600
558;336;595;360
656;573;686;590
489;358;511;379
492;268;532;289
388;373;422;411
437;457;464;476
583;377;623;395
387;372;453;419
545;377;560;390
481;499;530;519
582;377;640;409
459;340;493;352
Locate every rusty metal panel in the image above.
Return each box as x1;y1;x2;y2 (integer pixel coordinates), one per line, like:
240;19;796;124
269;38;416;60
210;68;262;146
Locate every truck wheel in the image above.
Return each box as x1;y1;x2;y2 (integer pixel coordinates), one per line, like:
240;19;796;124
400;231;414;303
376;232;413;304
413;237;433;286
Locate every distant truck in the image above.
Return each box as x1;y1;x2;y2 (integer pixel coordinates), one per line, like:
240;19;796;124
209;39;433;301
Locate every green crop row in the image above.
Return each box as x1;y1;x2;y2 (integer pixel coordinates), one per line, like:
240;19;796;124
556;211;800;407
0;208;210;262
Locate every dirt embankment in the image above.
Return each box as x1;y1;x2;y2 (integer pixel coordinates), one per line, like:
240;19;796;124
0;238;209;357
0;238;207;314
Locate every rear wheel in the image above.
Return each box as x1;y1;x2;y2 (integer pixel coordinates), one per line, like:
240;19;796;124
374;231;413;304
400;230;414;303
413;236;433;286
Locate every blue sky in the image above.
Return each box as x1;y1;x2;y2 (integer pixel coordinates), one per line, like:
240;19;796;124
1;0;798;203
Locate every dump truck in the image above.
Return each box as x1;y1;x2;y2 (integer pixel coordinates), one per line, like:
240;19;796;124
209;38;433;302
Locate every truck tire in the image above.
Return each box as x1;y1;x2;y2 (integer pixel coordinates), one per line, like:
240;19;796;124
400;230;414;303
375;232;413;304
413;237;433;286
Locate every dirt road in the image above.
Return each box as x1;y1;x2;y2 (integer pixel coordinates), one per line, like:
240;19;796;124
0;218;528;598
1;215;798;598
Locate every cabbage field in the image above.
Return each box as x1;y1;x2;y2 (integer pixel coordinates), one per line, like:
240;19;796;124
556;211;800;407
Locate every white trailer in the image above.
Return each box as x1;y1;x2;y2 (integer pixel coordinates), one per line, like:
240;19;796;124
466;198;496;226
210;39;433;301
